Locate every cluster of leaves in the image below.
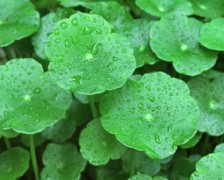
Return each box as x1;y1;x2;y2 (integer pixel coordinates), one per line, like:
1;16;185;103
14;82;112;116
0;0;224;179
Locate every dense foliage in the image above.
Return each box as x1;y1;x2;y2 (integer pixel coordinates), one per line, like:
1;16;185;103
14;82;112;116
0;0;224;179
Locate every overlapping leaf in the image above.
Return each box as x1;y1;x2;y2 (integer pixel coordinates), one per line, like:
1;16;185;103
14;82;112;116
46;12;136;95
0;58;72;134
0;0;39;47
188;75;224;136
150;13;217;76
100;72;199;159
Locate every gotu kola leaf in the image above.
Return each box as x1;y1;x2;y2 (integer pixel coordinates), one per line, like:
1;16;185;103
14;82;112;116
189;0;224;18
199;18;224;51
115;18;159;67
41;143;86;180
188;75;224;136
46;12;136;95
100;72;199;159
150;13;217;76
190;152;224;179
0;58;72;134
32;8;75;59
0;147;30;180
79;119;126;165
0;0;39;47
135;0;193;17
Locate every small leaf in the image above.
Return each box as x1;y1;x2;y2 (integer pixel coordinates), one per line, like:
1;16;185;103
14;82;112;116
150;13;217;76
32;8;75;59
191;152;224;179
189;0;224;18
199;18;224;51
79;119;126;165
115;19;159;67
180;133;202;149
41;143;86;180
188;75;224;136
0;147;30;180
214;143;224;153
0;0;40;47
128;174;152;180
46;12;136;95
100;72;199;159
0;58;72;134
136;0;193;17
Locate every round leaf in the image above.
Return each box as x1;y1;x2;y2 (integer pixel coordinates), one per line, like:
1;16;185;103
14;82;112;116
199;18;224;51
79;119;126;165
32;8;75;59
189;0;224;18
191;152;224;179
0;0;39;47
100;72;199;159
0;58;72;134
150;14;217;76
46;12;136;95
128;174;152;180
41;143;86;180
89;1;132;28
115;19;159;67
180;133;202;149
0;147;30;180
214;143;224;153
136;0;193;17
188;76;224;136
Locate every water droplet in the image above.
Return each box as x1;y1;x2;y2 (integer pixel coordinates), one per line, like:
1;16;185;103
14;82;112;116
72;18;78;26
112;56;118;61
54;28;59;35
60;22;67;29
33;88;41;94
122;48;127;53
65;40;71;47
102;141;107;147
154;134;161;144
85;53;93;60
84;16;90;21
180;44;188;51
55;38;60;43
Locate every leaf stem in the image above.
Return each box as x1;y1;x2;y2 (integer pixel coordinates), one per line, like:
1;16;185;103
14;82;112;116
3;137;11;149
29;135;40;180
3;46;13;60
130;149;136;177
88;95;98;118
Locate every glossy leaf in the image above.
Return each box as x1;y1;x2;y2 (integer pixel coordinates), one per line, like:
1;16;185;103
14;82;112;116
79;119;126;165
199;18;224;51
41;143;86;180
46;12;136;95
0;0;39;47
136;0;193;17
0;58;72;134
150;14;217;76
189;0;224;18
128;174;152;180
214;143;224;153
115;19;159;67
191;152;224;179
188;76;224;136
100;72;199;159
180;133;202;149
32;8;75;59
0;147;30;180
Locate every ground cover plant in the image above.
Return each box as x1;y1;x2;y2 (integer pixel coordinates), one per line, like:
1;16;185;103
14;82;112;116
0;0;224;179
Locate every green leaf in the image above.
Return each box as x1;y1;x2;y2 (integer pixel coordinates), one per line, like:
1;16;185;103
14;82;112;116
189;0;224;18
135;0;193;17
150;13;217;76
100;72;199;159
20;133;45;147
41;143;86;180
190;152;224;179
32;8;75;59
0;129;18;138
128;174;152;180
0;147;30;180
0;58;72;134
59;0;124;7
46;12;136;95
122;150;161;176
0;0;39;47
42;99;90;143
89;1;132;28
214;143;224;153
199;18;224;51
180;133;202;149
115;19;159;67
188;75;224;136
79;119;126;165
